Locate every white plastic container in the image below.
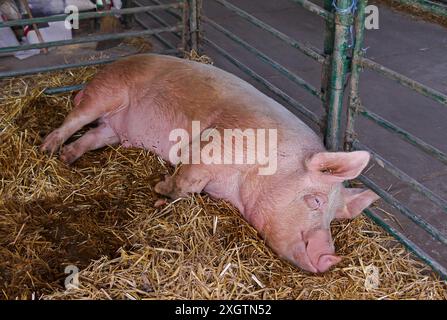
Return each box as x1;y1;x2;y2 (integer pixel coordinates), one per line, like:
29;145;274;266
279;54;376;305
13;21;73;60
0;15;20;57
25;21;73;45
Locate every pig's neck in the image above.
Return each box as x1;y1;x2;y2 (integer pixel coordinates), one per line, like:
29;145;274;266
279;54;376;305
238;168;274;233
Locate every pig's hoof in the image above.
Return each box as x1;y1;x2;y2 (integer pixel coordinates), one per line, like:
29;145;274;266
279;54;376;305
154;177;174;196
154;198;168;207
40;130;63;154
60;145;79;164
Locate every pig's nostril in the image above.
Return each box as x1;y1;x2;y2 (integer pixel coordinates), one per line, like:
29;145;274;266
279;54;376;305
316;254;341;272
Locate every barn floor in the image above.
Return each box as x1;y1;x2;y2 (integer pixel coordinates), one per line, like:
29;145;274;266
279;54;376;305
0;0;446;299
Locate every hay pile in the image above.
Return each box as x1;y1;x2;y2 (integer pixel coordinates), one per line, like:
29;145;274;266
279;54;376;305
0;59;446;300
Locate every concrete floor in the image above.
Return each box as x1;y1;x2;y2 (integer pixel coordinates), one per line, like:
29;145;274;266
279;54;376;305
1;0;446;271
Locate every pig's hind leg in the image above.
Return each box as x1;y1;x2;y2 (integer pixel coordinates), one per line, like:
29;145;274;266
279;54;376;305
40;88;124;154
59;123;119;164
155;165;211;199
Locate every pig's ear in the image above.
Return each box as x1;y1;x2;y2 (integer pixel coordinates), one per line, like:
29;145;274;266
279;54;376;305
335;188;380;219
306;151;370;183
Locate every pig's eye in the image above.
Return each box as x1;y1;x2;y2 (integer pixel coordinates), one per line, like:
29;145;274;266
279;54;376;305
304;194;327;210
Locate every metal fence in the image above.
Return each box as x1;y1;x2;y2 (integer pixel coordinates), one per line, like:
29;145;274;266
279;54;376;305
199;0;447;279
343;0;447;279
0;1;193;80
0;0;446;279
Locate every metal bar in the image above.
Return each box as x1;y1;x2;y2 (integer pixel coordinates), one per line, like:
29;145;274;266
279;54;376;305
360;58;447;106
0;49;178;78
0;3;183;28
135;0;176;28
133;0;182;49
0;25;182;54
204;37;322;126
181;0;189;51
44;84;85;95
203;16;323;100
358;175;447;246
321;0;335;122
0;57;117;78
121;0;135;27
146;0;182;19
359;107;447;166
344;0;367;150
289;0;334;21
324;0;354;151
213;0;325;63
188;0;199;52
353;140;447;212
391;0;447;17
21;0;48;54
363;208;447;280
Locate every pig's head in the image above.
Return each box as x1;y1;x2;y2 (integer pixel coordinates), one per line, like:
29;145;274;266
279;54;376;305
260;150;379;273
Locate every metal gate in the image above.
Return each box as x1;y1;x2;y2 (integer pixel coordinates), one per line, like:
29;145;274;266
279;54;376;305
192;0;447;279
0;1;192;80
1;0;446;279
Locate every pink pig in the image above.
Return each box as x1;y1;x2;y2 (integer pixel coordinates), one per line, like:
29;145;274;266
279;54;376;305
41;54;379;273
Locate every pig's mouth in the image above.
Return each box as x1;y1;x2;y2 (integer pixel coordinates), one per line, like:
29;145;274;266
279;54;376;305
291;229;341;273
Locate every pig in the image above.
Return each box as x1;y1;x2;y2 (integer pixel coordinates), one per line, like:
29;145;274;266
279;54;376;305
40;54;379;273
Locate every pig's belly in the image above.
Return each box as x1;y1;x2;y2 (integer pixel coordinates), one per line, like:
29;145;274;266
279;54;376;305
103;105;246;211
101;103;188;162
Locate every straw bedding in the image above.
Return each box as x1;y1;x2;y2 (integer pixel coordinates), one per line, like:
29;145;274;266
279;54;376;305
0;55;446;300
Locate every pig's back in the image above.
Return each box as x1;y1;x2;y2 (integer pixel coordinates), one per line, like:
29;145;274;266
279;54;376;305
104;54;325;159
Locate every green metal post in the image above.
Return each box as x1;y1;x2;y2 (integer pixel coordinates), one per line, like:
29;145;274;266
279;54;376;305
181;0;201;53
122;0;134;29
345;0;367;151
325;0;355;151
181;0;189;51
188;0;202;53
321;0;335;118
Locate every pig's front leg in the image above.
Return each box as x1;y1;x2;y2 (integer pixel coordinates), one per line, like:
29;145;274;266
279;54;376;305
155;165;211;199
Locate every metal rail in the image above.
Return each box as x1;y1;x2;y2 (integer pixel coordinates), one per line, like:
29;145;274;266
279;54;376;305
344;0;447;279
2;0;447;279
203;16;323;100
0;2;186;79
0;3;183;28
0;25;181;54
204;37;322;126
213;0;326;63
206;0;447;279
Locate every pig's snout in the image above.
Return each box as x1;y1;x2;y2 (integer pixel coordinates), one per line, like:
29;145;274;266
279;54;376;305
292;229;341;273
